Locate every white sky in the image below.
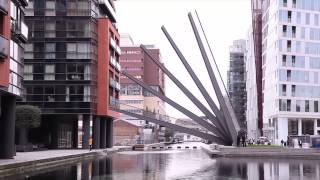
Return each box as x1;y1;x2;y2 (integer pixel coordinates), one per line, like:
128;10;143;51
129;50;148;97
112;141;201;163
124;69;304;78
115;0;252;118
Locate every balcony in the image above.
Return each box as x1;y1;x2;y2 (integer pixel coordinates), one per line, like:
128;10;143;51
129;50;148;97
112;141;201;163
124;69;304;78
109;96;119;108
0;35;9;60
0;0;8;15
110;56;116;67
11;21;28;43
109;77;116;88
109;37;121;55
116;46;121;55
115;61;121;71
115;81;120;91
98;0;117;23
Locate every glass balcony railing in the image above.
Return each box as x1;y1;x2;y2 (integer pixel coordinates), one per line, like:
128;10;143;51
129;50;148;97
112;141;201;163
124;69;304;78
110;56;116;67
0;35;9;60
115;61;121;71
115;81;120;90
109;77;116;88
109;96;119;108
110;37;116;49
116;46;121;55
0;0;8;14
21;21;28;40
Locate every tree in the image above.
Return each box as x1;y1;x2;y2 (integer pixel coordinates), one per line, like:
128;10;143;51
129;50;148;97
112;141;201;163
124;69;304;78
16;105;41;145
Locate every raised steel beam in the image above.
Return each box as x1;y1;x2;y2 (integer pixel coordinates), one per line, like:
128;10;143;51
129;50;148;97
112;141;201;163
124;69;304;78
161;26;230;137
122;71;229;141
140;45;229;138
114;108;227;145
188;13;239;144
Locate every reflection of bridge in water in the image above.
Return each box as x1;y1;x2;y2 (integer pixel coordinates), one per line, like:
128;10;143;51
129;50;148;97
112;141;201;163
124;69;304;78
111;12;240;146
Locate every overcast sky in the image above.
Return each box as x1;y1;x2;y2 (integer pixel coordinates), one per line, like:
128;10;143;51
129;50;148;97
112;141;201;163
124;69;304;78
115;0;252;118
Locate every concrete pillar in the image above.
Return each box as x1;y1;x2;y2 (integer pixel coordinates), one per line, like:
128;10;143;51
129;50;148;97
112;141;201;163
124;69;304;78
100;118;106;149
93;116;100;149
82;115;90;149
106;118;113;148
298;119;302;135
0;95;16;159
73;116;79;148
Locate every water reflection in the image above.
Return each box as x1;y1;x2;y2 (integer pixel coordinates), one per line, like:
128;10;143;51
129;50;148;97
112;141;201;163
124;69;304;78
3;148;320;180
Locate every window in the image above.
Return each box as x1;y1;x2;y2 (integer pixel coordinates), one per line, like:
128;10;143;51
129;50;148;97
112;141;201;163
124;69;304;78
287;40;291;52
45;43;55;59
287;70;291;81
287;99;291;111
315;101;319;112
283;25;287;37
288;119;298;135
283;0;287;7
315;14;319;26
282;55;286;66
24;64;33;80
279;99;287;111
306;13;310;25
44;64;55;80
305;100;309;112
45;22;55;37
292;85;296;97
292;26;296;38
301;27;305;38
282;84;287;96
288;11;292;22
292;56;296;67
45;1;55;16
297;12;301;24
296;100;301;112
302;120;314;135
292;0;296;8
84;86;90;102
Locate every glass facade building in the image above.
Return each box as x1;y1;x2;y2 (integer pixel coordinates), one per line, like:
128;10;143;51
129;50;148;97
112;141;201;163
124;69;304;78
262;0;320;144
19;0;120;149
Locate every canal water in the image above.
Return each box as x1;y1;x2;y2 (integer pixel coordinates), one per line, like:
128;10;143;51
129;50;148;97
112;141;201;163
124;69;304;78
3;143;320;180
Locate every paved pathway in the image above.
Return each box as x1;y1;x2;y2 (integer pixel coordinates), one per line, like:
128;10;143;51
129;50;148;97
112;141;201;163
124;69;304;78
0;146;130;166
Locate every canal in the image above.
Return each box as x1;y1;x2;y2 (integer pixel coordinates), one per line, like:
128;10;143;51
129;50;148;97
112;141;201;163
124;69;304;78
3;143;320;180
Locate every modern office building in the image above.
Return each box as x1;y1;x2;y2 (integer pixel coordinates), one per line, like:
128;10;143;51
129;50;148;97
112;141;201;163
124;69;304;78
20;0;120;149
260;0;320;144
119;35;166;142
0;0;28;159
227;40;247;129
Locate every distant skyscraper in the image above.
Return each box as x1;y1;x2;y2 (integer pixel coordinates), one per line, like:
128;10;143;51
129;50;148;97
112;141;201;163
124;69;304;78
227;40;247;129
259;0;320;144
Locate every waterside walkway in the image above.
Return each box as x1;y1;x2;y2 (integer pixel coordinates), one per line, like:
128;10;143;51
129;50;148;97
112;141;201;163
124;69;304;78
202;145;320;159
0;146;130;178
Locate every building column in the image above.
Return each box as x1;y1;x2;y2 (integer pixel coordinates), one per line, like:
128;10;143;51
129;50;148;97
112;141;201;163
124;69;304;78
73;115;79;148
106;118;113;148
93;116;100;149
0;95;16;159
82;115;90;149
100;118;106;149
298;119;302;136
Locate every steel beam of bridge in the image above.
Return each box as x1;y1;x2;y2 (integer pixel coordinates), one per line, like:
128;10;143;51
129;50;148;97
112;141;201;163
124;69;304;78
114;108;226;145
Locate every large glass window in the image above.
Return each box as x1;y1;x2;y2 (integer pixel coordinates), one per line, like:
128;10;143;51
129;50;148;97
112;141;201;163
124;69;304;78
306;13;310;25
315;101;319;112
44;64;55;80
305;100;310;112
288;119;298;135
302;120;314;135
296;100;301;112
24;64;33;80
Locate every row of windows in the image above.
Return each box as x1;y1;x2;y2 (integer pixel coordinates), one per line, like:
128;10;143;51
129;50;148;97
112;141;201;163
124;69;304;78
281;0;320;12
278;40;320;55
280;84;320;98
122;109;143;114
279;99;318;113
281;55;305;67
279;10;320;25
119;100;143;104
25;85;91;102
24;64;91;81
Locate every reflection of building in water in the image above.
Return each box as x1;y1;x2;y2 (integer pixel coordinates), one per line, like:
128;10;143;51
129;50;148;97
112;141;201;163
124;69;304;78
111;153;165;180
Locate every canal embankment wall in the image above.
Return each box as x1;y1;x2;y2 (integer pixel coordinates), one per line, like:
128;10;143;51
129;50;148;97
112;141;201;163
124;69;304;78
0;146;131;178
202;145;320;159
